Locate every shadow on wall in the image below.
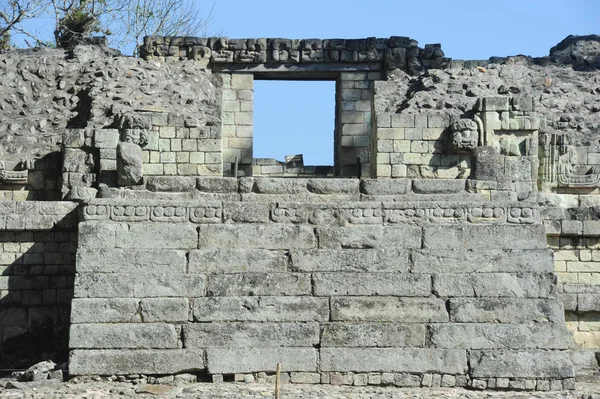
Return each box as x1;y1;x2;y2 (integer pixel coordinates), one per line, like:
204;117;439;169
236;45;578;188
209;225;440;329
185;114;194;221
0;219;77;372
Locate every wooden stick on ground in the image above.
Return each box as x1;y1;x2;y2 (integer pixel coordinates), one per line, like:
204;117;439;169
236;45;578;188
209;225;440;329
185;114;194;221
275;363;281;399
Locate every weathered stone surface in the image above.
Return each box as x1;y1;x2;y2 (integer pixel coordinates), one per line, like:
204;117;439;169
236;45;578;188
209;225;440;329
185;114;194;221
76;248;186;273
291;249;409;272
206;348;317;374
198;224;317;249
577;294;600;312
430;324;572;349
360;179;412;195
433;273;555;298
448;298;564;323
117;223;198;249
321;323;425;347
320;348;467;374
184;322;319;348
71;298;189;323
75;273;206;298
223;202;270;223
192;296;329;321
71;298;140;323
146;176;196;192
412;179;466;194
470;350;575;378
69;349;205;375
78;222;125;249
207;273;311;296
253;178;308;194
117;142;143;186
189;249;288;273
196;177;238;193
423;225;547;250
70;323;179;349
313;273;431;296
331;297;448;322
412;249;553;273
307;179;359;195
317;226;421;249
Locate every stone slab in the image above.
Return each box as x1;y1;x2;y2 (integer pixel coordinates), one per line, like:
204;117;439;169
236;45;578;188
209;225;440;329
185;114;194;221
71;298;189;323
320;348;467;374
75;273;206;298
321;323;425;347
448;298;564;323
313;273;431;296
206;348;317;374
69;349;205;375
70;323;179;349
433;273;555;298
470;350;575;378
423;225;547;250
199;224;317;249
429;324;572;350
192;296;329;322
117;223;198;249
360;179;412;195
317;225;421;249
411;249;553;273
189;249;289;273
412;179;466;194
291;249;409;272
184;322;319;348
330;297;448;322
207;273;311;296
76;248;187;273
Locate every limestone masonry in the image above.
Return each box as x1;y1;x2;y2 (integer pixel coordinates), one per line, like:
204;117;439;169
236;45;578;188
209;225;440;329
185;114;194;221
0;34;600;391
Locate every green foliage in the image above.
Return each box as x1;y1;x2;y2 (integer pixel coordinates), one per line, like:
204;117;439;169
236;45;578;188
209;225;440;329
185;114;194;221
0;30;10;51
54;0;110;49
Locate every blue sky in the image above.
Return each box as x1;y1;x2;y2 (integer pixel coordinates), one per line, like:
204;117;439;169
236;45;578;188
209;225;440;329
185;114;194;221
12;0;600;165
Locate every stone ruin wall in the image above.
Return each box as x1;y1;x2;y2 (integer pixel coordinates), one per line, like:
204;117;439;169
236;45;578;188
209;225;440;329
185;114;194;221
0;34;599;390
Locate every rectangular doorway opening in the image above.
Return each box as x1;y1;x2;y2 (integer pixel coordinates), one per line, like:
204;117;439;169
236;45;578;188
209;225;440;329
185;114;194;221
253;79;335;177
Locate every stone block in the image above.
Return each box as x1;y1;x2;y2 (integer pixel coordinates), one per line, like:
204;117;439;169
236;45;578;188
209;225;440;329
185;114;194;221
430;324;571;349
117;142;143;186
317;225;421;249
291;372;321;384
94;129;119;148
307;179;360;195
433;273;555;298
313;273;430;296
76;248;186;273
78;222;125;249
412;179;465;194
75;273;206;298
253;178;308;194
207;348;316;374
71;298;140;323
70;323;179;349
330;297;448;322
117;223;198;249
184;322;319;348
223;202;270;223
198;224;317;249
321;323;425;347
196;177;238;193
189;249;288;273
482;97;509;112
146;176;196;192
577;294;600;312
207;273;311;296
192;296;329;322
423;225;547;250
470;350;574;378
360;179;411;195
291;249;408;272
141;298;189;322
320;348;467;374
69;349;205;375
412;249;553;273
448;298;564;323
